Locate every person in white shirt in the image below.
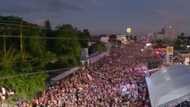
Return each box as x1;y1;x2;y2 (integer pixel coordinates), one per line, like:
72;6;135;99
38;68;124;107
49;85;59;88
127;83;132;99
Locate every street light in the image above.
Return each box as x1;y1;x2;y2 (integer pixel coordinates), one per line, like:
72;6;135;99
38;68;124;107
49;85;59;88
126;27;132;34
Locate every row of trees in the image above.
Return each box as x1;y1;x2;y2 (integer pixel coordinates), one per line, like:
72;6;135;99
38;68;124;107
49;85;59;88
0;16;91;101
174;33;190;51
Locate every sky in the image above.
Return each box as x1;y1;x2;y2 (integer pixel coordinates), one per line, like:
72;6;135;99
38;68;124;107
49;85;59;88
0;0;190;34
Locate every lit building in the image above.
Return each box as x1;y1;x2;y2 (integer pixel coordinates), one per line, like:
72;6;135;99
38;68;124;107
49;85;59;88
151;26;177;41
100;35;110;43
116;34;129;45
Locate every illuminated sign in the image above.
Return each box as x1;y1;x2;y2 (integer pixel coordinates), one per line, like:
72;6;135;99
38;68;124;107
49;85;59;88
166;46;174;55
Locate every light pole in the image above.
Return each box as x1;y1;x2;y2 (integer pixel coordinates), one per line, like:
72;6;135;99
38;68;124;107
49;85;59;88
20;21;24;61
126;27;132;34
126;27;132;40
3;32;6;55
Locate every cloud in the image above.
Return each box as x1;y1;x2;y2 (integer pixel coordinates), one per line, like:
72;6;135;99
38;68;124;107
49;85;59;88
45;0;83;12
0;0;84;15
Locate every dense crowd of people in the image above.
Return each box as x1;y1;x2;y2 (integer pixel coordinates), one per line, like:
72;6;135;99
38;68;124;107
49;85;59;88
20;43;153;107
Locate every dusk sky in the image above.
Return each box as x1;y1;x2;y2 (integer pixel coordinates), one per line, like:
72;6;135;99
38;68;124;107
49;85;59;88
1;0;190;34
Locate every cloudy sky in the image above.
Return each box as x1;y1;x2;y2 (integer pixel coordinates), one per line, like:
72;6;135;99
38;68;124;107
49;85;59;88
1;0;190;34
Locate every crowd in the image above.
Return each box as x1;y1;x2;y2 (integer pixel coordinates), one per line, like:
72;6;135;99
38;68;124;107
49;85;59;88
20;43;153;107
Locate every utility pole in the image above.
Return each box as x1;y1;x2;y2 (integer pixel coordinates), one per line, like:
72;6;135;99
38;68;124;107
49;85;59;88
20;21;24;61
3;33;6;56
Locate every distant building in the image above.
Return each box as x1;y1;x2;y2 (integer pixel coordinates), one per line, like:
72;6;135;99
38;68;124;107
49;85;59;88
151;26;177;41
116;34;129;45
100;35;110;43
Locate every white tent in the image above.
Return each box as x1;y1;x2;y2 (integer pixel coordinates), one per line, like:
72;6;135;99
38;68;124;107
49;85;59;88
146;65;190;107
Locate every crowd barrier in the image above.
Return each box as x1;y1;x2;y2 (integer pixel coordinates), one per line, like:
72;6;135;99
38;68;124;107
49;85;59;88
51;51;109;82
88;51;109;64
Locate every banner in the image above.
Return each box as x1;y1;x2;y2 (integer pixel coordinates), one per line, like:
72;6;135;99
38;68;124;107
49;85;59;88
166;46;174;55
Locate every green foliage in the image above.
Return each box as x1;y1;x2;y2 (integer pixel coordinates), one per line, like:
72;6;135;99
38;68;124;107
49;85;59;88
0;69;47;100
0;16;92;101
89;42;107;54
174;33;190;50
0;49;47;100
96;42;107;52
24;28;51;69
26;29;45;55
44;20;54;51
174;39;184;50
30;51;57;69
0;49;18;69
53;24;81;67
78;29;90;48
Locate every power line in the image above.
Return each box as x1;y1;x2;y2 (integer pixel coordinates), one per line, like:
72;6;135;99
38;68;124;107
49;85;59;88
0;35;91;40
0;22;40;28
0;19;39;24
0;22;92;40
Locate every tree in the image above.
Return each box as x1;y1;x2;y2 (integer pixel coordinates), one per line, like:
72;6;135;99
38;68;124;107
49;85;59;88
78;29;90;48
0;69;47;100
89;41;106;54
0;16;95;102
44;20;52;32
0;48;47;101
53;24;81;67
174;38;183;50
0;16;21;53
0;16;48;101
24;27;55;69
44;20;54;51
174;32;188;50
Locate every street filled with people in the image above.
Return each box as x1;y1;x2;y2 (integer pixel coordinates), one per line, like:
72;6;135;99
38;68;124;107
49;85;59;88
27;43;153;107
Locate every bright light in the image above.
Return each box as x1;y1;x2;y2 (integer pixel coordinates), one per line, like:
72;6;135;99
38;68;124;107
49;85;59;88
156;51;160;55
126;27;132;33
185;57;190;65
146;43;152;47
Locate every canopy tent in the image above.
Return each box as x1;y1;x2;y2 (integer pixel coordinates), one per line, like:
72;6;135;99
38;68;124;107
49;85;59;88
146;65;190;107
